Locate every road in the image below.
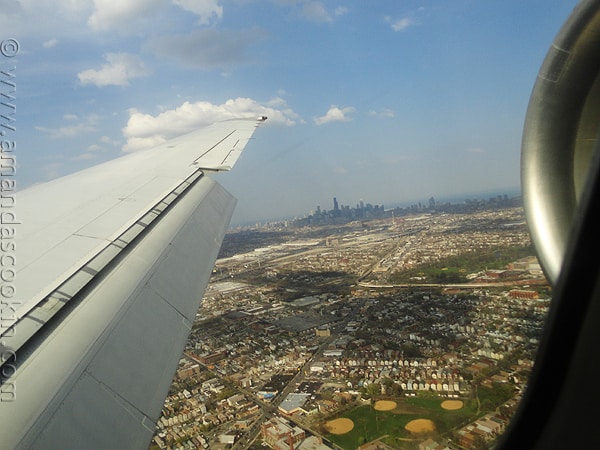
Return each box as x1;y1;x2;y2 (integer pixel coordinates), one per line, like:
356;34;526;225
183;313;356;450
358;279;548;289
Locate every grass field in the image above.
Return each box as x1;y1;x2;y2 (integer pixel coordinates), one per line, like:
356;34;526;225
324;396;478;449
406;396;477;431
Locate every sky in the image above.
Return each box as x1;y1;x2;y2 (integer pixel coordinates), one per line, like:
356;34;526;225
1;0;582;225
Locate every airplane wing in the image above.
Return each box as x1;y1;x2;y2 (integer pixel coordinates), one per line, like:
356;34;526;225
0;116;267;449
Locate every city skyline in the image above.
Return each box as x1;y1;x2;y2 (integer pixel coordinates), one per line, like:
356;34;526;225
4;0;579;224
235;186;521;226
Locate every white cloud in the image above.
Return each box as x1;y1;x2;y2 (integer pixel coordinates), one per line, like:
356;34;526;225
385;16;415;32
368;108;395;119
100;135;120;146
72;138;113;162
301;1;332;23
145;28;267;69
267;97;287;108
87;143;104;152
36;114;98;139
71;152;97;161
19;0;87;13
122;135;168;153
334;7;348;17
78;53;150;87
42;38;59;48
313;105;355;125
294;1;347;23
0;1;89;36
122;97;299;152
173;0;222;24
88;0;164;31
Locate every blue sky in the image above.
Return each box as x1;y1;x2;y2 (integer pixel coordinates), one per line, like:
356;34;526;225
2;0;581;225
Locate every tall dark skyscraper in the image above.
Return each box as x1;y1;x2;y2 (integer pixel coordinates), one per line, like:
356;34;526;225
429;196;436;209
333;197;339;215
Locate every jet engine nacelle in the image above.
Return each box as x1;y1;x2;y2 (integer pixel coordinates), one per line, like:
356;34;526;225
522;0;600;284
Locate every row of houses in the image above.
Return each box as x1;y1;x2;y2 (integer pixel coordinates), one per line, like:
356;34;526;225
455;413;506;448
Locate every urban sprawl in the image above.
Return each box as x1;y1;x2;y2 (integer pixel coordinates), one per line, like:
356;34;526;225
151;195;548;450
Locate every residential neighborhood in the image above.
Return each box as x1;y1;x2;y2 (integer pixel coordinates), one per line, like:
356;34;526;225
150;202;549;450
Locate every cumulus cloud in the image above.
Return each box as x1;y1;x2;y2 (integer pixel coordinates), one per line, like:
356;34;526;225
88;0;164;31
313;105;355;125
173;0;222;24
145;28;267;69
122;97;299;152
78;53;150;87
385;16;415;32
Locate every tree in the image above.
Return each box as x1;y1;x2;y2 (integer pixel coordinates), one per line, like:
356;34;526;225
473;434;488;450
366;382;380;402
481;398;495;412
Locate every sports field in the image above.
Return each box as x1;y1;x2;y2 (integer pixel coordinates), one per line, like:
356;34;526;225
441;400;464;410
324;418;354;434
374;400;397;411
322;396;477;450
405;418;436;433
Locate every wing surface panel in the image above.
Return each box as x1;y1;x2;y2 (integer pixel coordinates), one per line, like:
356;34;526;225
5;117;264;338
0;116;266;448
4;176;236;449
